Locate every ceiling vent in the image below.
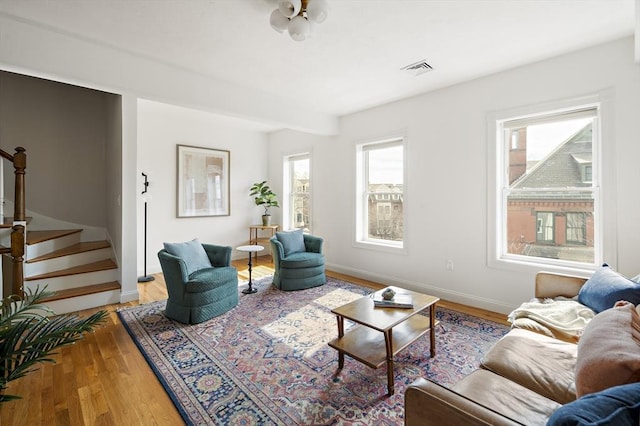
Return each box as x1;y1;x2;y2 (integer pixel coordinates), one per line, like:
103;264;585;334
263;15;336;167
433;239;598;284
401;60;433;76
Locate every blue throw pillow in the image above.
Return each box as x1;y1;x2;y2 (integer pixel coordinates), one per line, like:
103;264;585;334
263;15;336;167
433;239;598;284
276;229;306;256
547;382;640;426
163;238;212;276
578;265;640;313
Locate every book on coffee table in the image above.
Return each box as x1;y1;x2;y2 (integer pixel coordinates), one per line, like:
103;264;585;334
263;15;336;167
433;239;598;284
372;293;413;309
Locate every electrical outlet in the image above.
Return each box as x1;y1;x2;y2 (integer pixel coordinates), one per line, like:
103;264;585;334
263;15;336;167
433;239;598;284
446;260;454;271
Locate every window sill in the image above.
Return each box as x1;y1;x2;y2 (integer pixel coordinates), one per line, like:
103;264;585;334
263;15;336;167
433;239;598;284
488;255;597;278
353;240;407;255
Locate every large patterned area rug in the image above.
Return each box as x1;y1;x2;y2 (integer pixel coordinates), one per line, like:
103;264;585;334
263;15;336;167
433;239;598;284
118;277;509;425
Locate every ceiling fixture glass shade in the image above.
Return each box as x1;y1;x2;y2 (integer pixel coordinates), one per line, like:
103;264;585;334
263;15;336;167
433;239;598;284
270;9;289;33
288;15;310;41
305;0;328;23
269;0;328;41
278;0;301;18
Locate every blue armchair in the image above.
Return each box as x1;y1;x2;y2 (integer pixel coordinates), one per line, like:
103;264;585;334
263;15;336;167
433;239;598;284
158;241;238;324
270;232;326;291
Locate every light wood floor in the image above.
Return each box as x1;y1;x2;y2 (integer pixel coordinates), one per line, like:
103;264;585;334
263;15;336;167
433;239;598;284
0;257;508;425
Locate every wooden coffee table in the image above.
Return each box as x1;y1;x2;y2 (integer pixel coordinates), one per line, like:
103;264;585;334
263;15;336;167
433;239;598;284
328;286;439;396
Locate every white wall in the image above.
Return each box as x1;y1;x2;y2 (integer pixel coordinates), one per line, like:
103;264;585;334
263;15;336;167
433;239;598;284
118;95;140;302
137;99;270;276
2;9;638;312
268;37;640;314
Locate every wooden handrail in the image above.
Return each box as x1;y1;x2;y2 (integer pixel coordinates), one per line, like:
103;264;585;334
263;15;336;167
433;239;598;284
0;148;15;162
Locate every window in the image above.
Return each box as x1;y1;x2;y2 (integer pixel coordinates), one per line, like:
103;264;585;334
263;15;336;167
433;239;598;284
582;164;592;183
356;138;405;249
493;103;601;268
536;212;555;244
283;153;311;232
566;212;586;245
511;131;519;149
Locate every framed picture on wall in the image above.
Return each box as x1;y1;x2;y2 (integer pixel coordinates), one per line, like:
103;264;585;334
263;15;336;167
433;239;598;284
176;144;230;217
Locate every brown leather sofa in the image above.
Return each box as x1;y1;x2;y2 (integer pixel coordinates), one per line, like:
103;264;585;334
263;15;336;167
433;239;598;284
405;272;588;426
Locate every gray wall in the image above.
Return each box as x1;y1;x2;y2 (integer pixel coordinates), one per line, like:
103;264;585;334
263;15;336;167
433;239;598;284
0;71;112;227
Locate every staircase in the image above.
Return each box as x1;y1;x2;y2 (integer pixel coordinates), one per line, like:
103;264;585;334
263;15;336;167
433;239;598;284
22;229;121;314
0;147;120;313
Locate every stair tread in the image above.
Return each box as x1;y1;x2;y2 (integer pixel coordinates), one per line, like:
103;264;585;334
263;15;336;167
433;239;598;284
27;241;111;263
27;229;82;245
40;281;121;303
26;258;117;281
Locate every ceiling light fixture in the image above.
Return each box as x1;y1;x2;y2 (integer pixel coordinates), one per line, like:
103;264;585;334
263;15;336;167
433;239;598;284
270;0;329;41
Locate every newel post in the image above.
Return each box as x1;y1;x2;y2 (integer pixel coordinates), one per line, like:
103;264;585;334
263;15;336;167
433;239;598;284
11;147;26;296
13;147;26;222
10;224;24;296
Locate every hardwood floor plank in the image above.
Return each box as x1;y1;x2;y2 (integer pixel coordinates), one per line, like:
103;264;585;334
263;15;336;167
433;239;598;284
66;369;85;426
77;385;96;425
40;365;55;425
52;361;67;413
1;255;509;425
54;409;71;426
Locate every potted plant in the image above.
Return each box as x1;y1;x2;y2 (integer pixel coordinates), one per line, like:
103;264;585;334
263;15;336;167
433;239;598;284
250;181;279;226
0;286;107;402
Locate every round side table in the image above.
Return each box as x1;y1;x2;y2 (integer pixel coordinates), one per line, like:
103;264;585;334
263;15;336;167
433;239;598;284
236;245;264;294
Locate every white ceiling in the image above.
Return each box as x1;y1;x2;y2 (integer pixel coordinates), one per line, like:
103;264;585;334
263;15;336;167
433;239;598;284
0;0;636;118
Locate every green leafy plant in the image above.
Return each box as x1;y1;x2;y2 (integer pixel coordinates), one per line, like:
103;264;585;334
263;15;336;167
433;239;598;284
0;286;108;402
250;181;280;216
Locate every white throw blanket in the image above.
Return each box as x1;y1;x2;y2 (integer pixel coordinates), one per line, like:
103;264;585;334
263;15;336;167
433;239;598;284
508;298;596;337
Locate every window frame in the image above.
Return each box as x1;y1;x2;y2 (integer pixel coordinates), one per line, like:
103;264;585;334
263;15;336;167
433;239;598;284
487;92;616;275
283;152;312;232
354;135;408;253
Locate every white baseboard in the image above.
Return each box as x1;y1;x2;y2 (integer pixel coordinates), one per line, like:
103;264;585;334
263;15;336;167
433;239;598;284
120;289;140;303
325;262;516;315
